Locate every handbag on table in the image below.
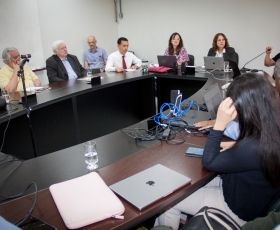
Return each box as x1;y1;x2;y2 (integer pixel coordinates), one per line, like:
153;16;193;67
148;66;173;73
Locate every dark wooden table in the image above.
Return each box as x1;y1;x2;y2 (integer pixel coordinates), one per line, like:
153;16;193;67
0;131;215;230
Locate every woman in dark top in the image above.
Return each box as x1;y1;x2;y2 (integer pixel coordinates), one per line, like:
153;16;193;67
207;33;238;64
155;73;280;229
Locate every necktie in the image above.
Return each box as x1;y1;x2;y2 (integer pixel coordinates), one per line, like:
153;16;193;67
122;56;127;69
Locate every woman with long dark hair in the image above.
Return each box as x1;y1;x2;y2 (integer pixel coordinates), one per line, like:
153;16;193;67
164;32;189;66
155;73;280;229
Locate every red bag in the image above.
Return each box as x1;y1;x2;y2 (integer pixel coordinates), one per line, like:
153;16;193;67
148;66;173;73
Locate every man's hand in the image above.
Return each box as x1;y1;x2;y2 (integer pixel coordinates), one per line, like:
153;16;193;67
116;67;124;72
34;79;41;87
130;65;138;70
214;97;237;131
266;46;273;54
11;61;20;72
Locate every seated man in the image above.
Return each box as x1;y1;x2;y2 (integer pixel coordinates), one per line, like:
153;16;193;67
264;46;280;67
84;36;107;72
0;47;41;92
105;37;142;72
46;40;86;83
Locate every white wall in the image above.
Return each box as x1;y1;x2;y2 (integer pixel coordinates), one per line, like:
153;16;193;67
0;0;279;84
0;0;118;84
117;0;280;76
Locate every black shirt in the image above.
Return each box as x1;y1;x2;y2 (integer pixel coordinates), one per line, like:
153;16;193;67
202;129;280;221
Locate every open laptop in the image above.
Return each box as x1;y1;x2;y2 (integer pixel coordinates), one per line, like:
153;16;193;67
157;55;177;68
109;164;191;210
204;56;224;70
202;83;223;119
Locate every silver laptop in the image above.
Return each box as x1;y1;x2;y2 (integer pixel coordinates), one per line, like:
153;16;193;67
109;164;191;210
202;83;223;119
157;55;177;68
204;56;224;70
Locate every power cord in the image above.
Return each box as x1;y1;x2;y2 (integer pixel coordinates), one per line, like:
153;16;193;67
14;182;38;227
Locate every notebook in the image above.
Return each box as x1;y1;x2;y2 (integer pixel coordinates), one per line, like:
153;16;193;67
157;55;177;68
109;164;191;210
202;83;223;119
204;56;224;70
229;59;241;79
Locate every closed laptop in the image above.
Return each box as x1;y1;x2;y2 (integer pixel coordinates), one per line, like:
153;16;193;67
110;164;191;210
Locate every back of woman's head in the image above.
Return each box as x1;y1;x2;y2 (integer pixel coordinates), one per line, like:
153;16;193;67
226;73;280;189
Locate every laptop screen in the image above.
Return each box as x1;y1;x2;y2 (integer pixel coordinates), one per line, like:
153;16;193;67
157;55;177;68
202;83;223;119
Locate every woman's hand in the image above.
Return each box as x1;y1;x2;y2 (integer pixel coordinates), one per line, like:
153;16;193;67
194;120;215;130
220;141;236;152
214;97;237;131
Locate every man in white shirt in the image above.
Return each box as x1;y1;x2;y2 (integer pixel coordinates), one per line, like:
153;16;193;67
105;37;142;72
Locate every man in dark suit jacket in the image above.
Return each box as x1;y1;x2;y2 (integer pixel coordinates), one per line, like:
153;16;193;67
46;40;86;83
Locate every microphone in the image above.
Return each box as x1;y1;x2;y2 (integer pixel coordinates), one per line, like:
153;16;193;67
240;51;266;71
21;54;31;59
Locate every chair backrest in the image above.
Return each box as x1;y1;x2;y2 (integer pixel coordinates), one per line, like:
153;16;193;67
188;54;195;66
235;52;239;66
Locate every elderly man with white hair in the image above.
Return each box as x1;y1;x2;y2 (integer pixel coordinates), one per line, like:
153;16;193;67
46;40;86;83
0;47;41;92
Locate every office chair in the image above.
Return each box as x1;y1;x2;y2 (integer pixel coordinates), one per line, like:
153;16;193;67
188;54;195;66
235;52;239;66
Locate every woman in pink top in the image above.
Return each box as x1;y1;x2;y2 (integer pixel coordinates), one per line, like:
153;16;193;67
164;32;189;66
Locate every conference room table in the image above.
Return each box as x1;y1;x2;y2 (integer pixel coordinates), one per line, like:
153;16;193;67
0;68;273;160
0;69;274;229
0;120;216;230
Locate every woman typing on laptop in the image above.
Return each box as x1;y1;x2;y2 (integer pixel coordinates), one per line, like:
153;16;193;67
155;73;280;229
207;33;238;64
164;32;189;66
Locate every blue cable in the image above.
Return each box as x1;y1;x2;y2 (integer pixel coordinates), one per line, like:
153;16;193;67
154;99;199;126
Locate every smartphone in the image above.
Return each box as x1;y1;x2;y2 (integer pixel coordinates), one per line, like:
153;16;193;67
17;214;57;230
185;147;204;157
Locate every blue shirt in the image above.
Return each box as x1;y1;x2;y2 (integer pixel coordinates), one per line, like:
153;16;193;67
84;47;108;69
224;121;240;140
61;58;78;79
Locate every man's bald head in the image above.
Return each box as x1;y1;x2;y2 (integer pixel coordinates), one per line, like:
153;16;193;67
87;36;97;51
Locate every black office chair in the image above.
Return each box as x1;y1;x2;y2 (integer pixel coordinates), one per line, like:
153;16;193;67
235;52;239;66
188;54;195;66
